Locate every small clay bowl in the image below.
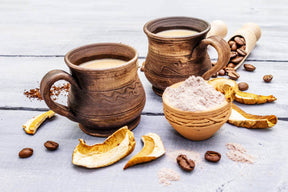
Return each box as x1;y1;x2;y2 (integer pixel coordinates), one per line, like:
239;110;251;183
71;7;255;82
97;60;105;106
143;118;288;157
162;82;232;141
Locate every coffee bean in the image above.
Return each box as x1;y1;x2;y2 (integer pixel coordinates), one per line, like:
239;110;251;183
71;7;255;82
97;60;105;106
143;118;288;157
244;64;256;72
240;45;246;50
231;56;244;64
227;63;236;68
263;74;273;82
224;67;236;73
231;43;237;51
44;141;59;151
177;154;195;172
234;36;245;46
237;48;247;56
218;69;226;76
228;71;240;80
228;40;235;47
211;72;218;78
230;51;238;59
227;36;246;71
240;37;246;44
205;151;221;162
19;148;33;158
238;82;249;91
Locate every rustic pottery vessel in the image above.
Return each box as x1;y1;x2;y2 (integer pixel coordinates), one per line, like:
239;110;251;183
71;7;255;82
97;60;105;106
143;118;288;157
162;81;232;141
143;17;230;96
40;43;146;137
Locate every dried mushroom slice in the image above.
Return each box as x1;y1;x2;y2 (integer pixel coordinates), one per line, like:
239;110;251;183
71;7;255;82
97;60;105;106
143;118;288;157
208;78;276;104
228;104;277;128
222;84;235;102
123;133;165;169
234;91;276;105
208;78;238;94
23;110;55;135
72;126;135;169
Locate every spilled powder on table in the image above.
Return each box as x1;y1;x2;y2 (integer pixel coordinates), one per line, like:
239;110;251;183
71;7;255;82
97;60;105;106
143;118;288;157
158;168;180;186
24;83;70;101
226;143;255;164
226;143;247;153
157;150;201;185
164;76;226;111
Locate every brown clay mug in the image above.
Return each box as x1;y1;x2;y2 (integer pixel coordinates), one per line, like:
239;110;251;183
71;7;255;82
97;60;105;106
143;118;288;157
40;43;146;137
143;17;230;96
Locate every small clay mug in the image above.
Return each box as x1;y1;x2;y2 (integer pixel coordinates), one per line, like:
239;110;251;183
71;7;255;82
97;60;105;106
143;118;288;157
143;17;230;96
40;43;146;137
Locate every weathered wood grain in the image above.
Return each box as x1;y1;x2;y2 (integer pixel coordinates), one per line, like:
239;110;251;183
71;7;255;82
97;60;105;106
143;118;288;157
0;57;286;118
0;110;287;191
0;0;287;60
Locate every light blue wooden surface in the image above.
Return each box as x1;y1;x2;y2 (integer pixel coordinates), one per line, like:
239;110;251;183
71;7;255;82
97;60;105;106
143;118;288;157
0;0;287;191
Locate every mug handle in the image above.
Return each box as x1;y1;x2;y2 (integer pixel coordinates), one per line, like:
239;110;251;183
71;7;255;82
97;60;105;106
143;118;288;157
196;35;230;80
40;70;79;122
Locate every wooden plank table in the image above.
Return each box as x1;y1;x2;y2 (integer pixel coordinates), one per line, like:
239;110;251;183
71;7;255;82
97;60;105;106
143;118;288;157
1;0;288;191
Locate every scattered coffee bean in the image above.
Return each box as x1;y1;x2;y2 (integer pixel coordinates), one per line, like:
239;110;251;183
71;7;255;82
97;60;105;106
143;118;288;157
177;154;195;172
234;36;245;46
244;64;256;72
228;71;240;80
205;151;221;162
236;48;247;56
230;51;238;59
44;141;59;151
227;63;236;68
19;148;33;158
224;67;235;73
212;73;218;78
231;56;244;64
218;69;226;76
263;74;273;83
238;82;249;91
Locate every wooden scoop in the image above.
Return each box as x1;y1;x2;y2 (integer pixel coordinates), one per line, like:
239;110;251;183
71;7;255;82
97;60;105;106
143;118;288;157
207;20;228;38
228;23;261;70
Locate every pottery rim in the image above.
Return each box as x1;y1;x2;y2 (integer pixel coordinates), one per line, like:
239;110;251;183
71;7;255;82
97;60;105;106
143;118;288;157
64;42;138;72
143;16;211;40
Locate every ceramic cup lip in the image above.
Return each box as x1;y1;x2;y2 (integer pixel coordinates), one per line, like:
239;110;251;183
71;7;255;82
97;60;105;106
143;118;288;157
64;42;138;72
143;16;211;40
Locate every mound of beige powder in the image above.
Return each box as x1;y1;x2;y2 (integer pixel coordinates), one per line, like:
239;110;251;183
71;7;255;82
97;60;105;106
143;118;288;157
164;76;226;111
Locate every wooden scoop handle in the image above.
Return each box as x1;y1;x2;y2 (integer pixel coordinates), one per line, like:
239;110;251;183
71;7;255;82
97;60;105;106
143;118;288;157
207;20;228;38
